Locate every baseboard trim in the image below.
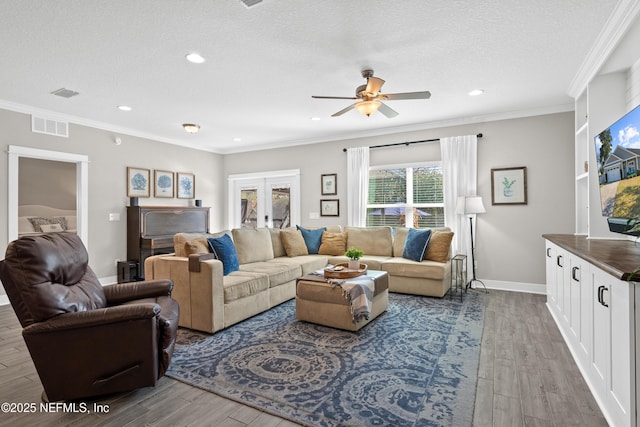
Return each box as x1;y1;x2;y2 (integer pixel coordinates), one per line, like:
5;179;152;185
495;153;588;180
473;279;546;295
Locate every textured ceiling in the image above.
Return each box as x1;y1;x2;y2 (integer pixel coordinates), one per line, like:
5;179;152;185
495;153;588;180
0;0;621;153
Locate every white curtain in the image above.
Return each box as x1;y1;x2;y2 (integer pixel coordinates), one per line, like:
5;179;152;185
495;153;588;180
440;135;478;263
346;146;370;226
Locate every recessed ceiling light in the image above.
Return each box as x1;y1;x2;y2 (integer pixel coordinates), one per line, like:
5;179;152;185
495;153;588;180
468;89;484;96
117;105;132;111
232;137;242;142
185;53;205;64
311;117;321;121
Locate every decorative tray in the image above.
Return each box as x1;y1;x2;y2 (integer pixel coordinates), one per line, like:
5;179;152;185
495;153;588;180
323;262;368;279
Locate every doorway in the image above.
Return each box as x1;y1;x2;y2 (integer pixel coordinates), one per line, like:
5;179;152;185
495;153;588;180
8;145;89;248
228;169;300;229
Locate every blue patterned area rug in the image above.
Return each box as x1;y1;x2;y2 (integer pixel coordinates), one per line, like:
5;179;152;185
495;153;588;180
167;291;486;427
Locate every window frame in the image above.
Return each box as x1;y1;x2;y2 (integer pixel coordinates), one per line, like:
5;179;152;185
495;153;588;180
366;161;444;228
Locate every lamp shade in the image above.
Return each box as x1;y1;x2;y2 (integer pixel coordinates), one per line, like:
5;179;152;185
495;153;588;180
456;195;486;215
355;100;381;116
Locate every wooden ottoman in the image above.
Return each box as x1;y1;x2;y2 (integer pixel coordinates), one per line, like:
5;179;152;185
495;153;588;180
295;270;389;331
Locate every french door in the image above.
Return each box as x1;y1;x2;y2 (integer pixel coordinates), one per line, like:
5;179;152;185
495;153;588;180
228;170;300;229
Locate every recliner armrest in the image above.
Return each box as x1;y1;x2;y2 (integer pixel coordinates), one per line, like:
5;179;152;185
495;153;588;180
22;303;161;335
104;279;174;305
188;253;216;272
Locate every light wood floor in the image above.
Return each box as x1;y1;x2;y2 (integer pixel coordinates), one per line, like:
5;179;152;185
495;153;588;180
0;290;607;426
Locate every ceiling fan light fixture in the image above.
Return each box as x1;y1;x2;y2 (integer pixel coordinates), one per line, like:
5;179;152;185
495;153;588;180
355;100;381;116
182;123;200;134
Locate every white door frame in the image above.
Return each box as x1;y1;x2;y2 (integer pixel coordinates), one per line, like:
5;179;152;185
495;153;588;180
8;145;89;249
228;169;300;229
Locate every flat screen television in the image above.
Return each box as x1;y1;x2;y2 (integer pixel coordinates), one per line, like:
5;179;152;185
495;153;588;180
593;104;640;237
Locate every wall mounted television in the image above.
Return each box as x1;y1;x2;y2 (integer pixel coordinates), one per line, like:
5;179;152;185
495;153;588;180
594;104;640;237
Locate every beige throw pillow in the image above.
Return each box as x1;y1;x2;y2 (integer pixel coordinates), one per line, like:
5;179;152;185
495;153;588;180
184;238;210;256
424;231;454;262
280;229;309;257
318;231;347;256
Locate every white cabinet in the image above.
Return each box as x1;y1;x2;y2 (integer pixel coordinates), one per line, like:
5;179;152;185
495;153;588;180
544;238;636;427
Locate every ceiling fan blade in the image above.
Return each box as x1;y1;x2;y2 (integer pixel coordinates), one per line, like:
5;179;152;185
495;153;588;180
377;102;399;118
380;91;431;100
366;77;385;94
312;95;358;100
331;103;357;117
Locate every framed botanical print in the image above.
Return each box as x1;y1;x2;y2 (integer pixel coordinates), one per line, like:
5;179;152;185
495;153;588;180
176;172;195;199
320;199;340;217
154;170;174;198
126;167;150;197
321;173;337;195
491;166;527;205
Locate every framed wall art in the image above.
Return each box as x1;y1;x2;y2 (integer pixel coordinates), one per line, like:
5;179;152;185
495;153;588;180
176;172;195;199
154;170;174;198
320;199;340;217
321;173;337;195
126;167;150;198
491;166;527;205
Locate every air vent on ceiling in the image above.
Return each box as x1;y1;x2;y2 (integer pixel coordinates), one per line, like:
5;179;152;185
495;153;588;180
240;0;262;8
51;88;79;98
31;115;69;138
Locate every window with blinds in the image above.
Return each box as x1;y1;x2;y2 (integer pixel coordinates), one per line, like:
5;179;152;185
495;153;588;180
366;164;444;228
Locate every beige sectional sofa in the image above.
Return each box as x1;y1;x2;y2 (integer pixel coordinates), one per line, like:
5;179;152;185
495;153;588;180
145;225;453;333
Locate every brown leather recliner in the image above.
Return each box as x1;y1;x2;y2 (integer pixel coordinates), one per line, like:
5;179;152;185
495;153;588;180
0;232;179;402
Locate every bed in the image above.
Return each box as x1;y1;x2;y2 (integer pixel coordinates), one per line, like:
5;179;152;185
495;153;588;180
18;205;77;237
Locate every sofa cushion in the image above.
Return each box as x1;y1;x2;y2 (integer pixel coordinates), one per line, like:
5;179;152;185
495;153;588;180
223;271;270;302
207;234;240;275
345;226;393;256
239;261;302;287
268;228;287;258
184;237;210;255
232;228;274;264
425;230;454;262
297;225;326;254
327;255;391;271
318;231;347;256
403;228;432;262
174;230;229;257
393;227;409;257
280;229;309;257
381;257;447;280
273;255;329;275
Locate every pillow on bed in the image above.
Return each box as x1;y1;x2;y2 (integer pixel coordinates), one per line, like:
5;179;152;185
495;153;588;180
27;216;68;232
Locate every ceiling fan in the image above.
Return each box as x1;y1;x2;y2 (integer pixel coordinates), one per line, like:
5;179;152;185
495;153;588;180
312;69;431;118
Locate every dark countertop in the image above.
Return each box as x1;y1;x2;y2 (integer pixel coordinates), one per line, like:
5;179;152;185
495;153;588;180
543;234;640;282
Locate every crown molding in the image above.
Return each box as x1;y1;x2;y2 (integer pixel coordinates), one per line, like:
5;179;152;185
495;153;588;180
568;0;640;97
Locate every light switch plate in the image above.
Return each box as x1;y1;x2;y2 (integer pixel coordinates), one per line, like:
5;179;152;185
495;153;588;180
309;212;320;219
109;213;120;221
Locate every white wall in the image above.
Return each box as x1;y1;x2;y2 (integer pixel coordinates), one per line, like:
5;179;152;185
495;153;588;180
0;108;225;286
224;112;575;287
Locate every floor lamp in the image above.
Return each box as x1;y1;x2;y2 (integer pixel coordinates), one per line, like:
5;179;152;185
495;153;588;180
456;195;487;292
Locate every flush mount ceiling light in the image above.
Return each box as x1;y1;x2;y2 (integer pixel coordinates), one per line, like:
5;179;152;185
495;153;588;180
355;100;381;117
185;53;205;64
117;105;132;111
468;89;485;96
182;123;200;134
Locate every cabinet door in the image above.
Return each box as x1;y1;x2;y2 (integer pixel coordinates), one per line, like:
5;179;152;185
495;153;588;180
591;267;609;393
578;259;592;361
545;242;557;307
568;256;584;345
554;247;567;323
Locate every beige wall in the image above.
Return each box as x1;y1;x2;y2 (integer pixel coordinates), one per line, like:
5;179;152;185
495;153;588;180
0;108;225;284
19;158;76;209
224;112;575;286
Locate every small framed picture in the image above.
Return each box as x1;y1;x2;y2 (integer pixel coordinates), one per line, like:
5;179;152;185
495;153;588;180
491;166;527;205
176;172;195;199
154;170;174;198
321;173;337;195
127;167;150;197
320;199;340;217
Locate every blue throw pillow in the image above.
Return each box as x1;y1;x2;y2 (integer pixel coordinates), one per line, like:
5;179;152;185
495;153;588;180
402;228;432;262
207;234;239;275
296;225;326;254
